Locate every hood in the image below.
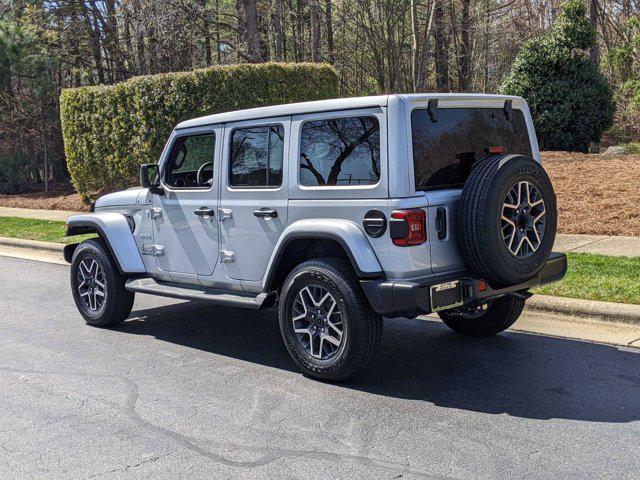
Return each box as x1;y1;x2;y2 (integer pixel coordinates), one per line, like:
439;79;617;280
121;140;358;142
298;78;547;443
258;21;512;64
95;187;147;209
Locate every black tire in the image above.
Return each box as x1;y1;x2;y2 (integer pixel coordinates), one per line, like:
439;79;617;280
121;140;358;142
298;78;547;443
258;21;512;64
278;257;383;381
438;295;525;337
70;238;135;327
457;154;557;286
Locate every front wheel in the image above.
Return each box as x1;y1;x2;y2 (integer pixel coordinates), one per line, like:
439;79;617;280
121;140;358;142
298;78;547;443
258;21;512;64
70;238;135;327
438;295;525;337
278;257;383;381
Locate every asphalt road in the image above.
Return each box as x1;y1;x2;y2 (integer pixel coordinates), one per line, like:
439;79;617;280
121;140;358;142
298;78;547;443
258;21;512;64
1;256;640;479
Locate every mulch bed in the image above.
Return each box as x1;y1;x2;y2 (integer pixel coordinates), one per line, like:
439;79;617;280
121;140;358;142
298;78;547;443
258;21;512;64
1;153;639;236
542;152;640;236
0;185;88;212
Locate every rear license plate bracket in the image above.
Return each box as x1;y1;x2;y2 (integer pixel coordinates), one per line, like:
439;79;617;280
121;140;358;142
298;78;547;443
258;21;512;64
429;280;464;312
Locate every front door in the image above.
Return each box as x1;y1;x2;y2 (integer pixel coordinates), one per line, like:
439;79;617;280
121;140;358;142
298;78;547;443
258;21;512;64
218;117;289;282
153;126;221;279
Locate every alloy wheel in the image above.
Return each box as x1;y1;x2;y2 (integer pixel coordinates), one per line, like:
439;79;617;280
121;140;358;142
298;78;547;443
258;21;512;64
77;258;106;312
500;180;546;258
291;285;344;360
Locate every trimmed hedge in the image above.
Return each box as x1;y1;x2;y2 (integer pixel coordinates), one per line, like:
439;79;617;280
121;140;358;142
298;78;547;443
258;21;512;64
60;62;339;198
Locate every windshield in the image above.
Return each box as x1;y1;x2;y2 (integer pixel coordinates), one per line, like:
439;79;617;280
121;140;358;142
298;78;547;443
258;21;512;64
411;107;532;191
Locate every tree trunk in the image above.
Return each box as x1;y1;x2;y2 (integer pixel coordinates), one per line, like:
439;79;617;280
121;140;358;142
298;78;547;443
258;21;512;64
200;0;212;66
325;0;335;63
79;0;105;84
589;0;599;65
241;0;262;62
258;0;270;60
104;0;125;79
216;0;222;63
310;0;322;61
433;0;448;91
133;0;146;74
123;6;134;77
416;2;435;91
274;0;284;60
458;0;472;91
410;0;419;91
294;0;303;61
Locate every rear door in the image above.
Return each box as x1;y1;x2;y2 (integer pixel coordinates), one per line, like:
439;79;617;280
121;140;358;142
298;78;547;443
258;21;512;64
218;117;290;281
410;104;534;273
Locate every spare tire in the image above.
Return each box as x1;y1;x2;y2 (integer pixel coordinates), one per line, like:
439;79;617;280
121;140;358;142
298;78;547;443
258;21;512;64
457;154;557;286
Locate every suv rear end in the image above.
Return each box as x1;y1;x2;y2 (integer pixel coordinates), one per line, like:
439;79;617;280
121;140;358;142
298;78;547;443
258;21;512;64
363;94;566;318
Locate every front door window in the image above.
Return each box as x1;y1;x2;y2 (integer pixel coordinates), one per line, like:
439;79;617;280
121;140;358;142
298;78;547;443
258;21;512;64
164;133;216;189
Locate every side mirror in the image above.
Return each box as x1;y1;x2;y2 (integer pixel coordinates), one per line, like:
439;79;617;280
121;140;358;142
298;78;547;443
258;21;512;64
140;163;164;195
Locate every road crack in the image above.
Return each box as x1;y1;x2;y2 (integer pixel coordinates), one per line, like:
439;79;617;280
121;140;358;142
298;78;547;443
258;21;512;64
0;366;453;479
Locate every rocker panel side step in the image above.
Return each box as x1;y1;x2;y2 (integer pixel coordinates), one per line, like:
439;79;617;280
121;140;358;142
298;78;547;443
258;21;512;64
125;277;273;309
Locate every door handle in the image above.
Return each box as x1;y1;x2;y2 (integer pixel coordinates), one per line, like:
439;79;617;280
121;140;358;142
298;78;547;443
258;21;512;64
194;207;215;217
253;208;278;219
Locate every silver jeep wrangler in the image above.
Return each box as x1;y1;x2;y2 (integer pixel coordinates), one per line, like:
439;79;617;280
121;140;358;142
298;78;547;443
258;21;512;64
66;94;567;381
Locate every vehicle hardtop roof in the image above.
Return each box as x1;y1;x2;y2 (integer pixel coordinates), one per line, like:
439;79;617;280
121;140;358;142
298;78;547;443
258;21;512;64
175;93;523;130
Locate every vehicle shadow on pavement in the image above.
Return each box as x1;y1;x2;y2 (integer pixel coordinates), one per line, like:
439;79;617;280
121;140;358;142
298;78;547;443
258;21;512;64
122;301;640;423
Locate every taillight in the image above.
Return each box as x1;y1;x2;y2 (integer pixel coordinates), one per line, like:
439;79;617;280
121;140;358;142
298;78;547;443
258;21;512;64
390;209;427;246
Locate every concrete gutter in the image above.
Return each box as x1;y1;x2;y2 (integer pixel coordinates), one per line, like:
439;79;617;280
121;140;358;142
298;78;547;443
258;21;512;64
527;294;640;325
0;236;67;265
0;236;65;253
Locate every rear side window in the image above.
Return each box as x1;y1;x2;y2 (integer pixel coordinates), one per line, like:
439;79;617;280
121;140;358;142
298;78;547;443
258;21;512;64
300;116;380;186
412;108;532;191
230;125;284;187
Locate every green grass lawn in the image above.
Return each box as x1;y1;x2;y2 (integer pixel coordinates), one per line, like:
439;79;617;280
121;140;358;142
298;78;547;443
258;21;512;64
0;216;94;244
536;252;640;305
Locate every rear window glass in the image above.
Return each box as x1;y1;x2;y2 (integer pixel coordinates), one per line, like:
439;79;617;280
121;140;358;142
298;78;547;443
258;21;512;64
412;108;532;191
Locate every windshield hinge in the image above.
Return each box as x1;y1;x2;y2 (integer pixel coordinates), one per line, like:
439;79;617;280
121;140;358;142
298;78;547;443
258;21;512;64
427;99;438;122
503;100;513;122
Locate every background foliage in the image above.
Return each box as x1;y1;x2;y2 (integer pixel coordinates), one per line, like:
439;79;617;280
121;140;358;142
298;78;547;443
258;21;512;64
1;0;640;197
500;0;615;152
60;62;338;198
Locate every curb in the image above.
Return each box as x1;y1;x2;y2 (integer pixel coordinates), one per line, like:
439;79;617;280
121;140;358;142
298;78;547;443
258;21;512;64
1;235;639;325
0;236;65;254
527;294;640;325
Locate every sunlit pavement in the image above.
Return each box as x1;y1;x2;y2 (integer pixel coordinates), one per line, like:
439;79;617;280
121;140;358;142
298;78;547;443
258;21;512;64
1;255;640;479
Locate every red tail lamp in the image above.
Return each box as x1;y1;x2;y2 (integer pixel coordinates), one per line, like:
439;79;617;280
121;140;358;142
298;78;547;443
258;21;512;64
390;209;427;246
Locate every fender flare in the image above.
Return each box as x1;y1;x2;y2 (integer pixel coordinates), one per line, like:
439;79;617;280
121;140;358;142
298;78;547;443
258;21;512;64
263;219;383;290
66;212;146;274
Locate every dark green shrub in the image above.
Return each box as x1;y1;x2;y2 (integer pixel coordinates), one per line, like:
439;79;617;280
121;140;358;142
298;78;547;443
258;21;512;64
500;0;615;152
60;62;339;197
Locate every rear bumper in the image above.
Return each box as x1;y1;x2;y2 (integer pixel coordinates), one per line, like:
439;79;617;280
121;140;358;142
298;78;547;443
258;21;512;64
361;252;567;317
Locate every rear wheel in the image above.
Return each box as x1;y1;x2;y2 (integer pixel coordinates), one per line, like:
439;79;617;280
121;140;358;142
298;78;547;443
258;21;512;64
438;295;525;337
278;257;382;381
70;238;135;327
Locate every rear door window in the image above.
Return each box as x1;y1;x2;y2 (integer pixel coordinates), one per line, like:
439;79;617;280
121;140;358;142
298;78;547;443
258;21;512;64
412;108;532;191
230;125;284;187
